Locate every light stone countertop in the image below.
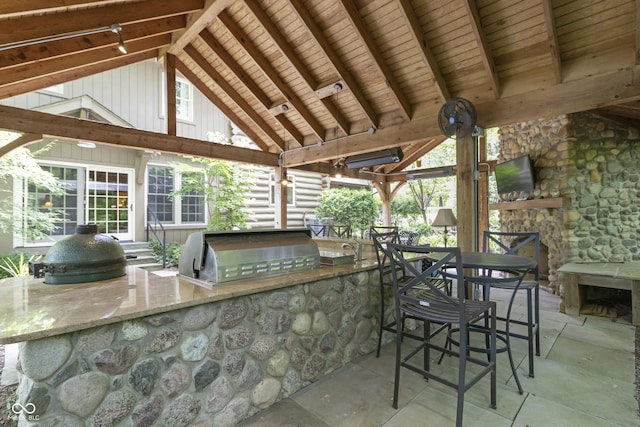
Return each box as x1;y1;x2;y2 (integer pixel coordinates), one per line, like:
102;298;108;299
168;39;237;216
0;259;379;345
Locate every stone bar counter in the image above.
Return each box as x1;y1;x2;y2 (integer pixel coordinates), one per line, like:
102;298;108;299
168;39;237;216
0;255;386;426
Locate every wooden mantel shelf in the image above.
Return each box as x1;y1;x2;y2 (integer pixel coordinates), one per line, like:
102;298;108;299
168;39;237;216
489;197;564;211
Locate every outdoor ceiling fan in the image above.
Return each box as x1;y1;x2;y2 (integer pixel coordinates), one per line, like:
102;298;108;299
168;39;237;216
438;97;479;138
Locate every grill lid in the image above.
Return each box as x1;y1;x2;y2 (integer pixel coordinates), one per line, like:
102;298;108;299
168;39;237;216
31;224;127;285
179;228;320;287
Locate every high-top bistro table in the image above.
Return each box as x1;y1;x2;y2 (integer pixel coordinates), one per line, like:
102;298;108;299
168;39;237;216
428;250;537;393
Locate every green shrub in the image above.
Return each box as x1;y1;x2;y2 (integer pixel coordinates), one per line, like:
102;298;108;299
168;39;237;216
148;241;183;267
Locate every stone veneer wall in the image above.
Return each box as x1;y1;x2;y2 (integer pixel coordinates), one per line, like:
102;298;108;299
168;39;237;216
14;269;386;427
498;116;570;294
498;112;640;295
564;112;640;263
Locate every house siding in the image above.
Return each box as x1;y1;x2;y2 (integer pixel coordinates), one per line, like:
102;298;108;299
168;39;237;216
0;59;335;252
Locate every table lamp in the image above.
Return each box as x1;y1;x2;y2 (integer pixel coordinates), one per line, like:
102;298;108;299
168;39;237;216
432;208;457;246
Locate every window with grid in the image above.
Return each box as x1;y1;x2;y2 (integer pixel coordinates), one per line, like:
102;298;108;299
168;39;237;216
147;166;174;223
180;171;205;223
28;165;79;236
176;77;193;121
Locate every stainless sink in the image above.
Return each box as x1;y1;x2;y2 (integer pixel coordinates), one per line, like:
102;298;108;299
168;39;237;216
319;250;355;266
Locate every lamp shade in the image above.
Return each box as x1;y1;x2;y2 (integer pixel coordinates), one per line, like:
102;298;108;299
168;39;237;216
432;208;457;227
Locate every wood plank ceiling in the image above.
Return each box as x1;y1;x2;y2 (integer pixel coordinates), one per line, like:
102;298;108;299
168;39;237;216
0;0;639;178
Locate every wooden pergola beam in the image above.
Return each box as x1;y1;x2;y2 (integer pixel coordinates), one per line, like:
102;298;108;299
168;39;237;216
338;0;411;121
396;0;450;102
542;0;562;84
0;104;280;166
283;65;640;167
464;0;500;99
174;58;272;152
242;0;351;136
288;0;378;129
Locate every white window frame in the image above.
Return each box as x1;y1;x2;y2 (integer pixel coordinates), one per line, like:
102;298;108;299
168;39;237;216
175;76;194;122
146;164;207;227
269;172;296;206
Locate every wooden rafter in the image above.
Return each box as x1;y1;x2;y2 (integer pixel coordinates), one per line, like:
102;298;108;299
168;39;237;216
463;0;500;99
288;0;378;129
175;58;271;152
0;51;157;100
542;0;562;84
0;0;203;47
165;0;231;56
338;0;411;121
378;137;446;174
242;0;350;136
217;11;322;144
396;0;450;102
0;17;186;69
198;28;304;147
0;35;171;89
183;44;285;150
0;1;121;16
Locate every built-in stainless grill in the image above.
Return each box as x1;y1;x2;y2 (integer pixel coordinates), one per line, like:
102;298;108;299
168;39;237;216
179;229;320;287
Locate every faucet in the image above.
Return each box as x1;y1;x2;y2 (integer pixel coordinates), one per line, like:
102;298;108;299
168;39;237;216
341;240;362;261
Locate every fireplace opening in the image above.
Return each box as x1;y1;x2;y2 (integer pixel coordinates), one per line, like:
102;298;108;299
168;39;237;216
510;236;550;286
580;285;632;322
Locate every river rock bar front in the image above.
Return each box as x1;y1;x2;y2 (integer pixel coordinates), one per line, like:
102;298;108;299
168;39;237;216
0;232;383;426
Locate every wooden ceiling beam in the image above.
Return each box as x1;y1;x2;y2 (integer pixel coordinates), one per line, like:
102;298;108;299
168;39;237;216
0;34;171;88
0;104;279;166
242;0;351;136
183;43;286;150
396;0;450;102
165;0;232;56
0;0;203;47
463;0;500;99
338;0;411;121
175;58;271;151
0;1;119;16
198;28;304;147
542;0;562;84
0;133;42;158
288;0;378;129
0;18;185;69
379;137;446;175
217;11;323;144
283;65;640;167
0;51;157;100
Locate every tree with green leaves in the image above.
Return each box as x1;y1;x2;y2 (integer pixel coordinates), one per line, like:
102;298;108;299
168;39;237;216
0;132;65;242
315;188;380;238
172;132;253;231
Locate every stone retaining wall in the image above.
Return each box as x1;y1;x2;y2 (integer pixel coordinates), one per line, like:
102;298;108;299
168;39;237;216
14;269;388;427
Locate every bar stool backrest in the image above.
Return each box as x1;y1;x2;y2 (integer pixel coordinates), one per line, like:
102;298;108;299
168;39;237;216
482;231;540;281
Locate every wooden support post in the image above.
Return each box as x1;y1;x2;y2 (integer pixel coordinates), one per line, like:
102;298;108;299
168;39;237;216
166;53;177;136
373;181;392;227
477;134;489;243
456;133;476;251
274;167;288;229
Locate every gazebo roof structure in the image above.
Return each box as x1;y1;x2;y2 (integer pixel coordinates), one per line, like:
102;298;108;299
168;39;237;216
0;0;639;178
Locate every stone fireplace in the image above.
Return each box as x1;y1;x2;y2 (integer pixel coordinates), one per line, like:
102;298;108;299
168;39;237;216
497;112;640;301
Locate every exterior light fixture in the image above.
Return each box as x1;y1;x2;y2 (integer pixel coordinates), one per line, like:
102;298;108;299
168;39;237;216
110;24;127;54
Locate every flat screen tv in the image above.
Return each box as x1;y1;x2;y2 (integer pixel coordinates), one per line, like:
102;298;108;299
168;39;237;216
494;155;535;195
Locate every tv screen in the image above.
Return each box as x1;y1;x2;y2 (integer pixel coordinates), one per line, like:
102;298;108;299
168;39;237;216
494;155;535;195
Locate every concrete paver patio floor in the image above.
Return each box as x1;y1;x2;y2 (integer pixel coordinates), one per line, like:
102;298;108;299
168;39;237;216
239;289;639;427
